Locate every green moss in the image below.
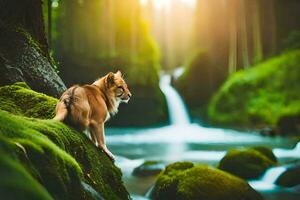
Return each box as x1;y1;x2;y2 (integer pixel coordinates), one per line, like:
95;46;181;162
251;146;277;163
151;162;262;200
219;149;275;180
0;110;84;199
208;50;300;128
0;82;57;119
276;164;300;187
0;83;130;200
0;153;53;200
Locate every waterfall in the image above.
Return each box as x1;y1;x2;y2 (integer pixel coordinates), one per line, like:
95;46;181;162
159;74;190;125
249;166;287;190
260;166;287;184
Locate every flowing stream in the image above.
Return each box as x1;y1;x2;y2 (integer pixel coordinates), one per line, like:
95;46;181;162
106;74;300;200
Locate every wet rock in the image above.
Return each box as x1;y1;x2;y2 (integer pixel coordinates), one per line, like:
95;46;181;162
151;162;263;200
276;164;300;187
259;127;277;137
277;115;300;136
219;148;275;179
251;146;277;163
132;161;165;177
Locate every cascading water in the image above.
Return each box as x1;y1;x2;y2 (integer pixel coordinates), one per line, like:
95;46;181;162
261;166;287;184
159;74;190;125
249;166;288;191
108;70;299;200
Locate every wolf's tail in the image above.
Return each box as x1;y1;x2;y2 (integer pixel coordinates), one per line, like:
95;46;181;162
53;86;78;122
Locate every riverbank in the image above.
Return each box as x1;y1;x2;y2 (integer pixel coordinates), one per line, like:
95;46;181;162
106;75;300;199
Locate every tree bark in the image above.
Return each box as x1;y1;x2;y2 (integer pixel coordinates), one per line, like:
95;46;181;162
0;0;66;97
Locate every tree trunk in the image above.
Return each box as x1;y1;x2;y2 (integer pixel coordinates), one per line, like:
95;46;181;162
0;0;66;97
228;0;238;74
252;0;263;63
240;0;250;68
47;0;52;48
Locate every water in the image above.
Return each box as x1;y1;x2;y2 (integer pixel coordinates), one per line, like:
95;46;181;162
249;166;287;190
159;74;190;125
106;73;300;199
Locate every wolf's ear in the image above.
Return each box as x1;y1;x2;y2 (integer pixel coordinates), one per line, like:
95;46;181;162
106;72;115;87
116;70;122;77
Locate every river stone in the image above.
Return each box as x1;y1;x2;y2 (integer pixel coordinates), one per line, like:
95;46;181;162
150;161;263;200
276;164;300;187
219;148;275;179
132;161;165;177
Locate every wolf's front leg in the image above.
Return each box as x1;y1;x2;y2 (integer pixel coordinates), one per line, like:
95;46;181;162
90;121;115;161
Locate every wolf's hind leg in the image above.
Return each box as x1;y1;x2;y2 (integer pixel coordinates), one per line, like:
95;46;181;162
89;121;115;161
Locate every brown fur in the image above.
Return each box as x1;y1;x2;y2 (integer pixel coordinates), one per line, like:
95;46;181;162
53;71;131;161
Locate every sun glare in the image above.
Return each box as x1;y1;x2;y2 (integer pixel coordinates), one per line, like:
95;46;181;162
140;0;196;9
154;0;172;10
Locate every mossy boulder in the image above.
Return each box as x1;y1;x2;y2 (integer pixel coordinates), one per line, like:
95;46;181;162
276;164;300;187
0;83;129;200
208;50;300;129
132;161;165;177
250;146;277;163
151;162;262;200
219;149;275;180
0;152;53;200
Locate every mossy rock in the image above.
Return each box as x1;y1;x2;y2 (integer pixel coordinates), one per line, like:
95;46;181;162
276;164;300;187
0;152;53;200
151;161;262;200
208;50;300;129
0;83;130;199
0;82;57;119
250;146;277;163
132;161;165;177
219;149;275;180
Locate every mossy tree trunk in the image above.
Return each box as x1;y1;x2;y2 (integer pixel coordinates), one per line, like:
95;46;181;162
0;0;66;97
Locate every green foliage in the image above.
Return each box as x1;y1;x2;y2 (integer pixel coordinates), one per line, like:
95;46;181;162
0;83;130;200
0;82;57;119
176;50;225;119
219;148;275;180
276;164;300;187
208;50;300;128
151;161;262;200
283;30;300;51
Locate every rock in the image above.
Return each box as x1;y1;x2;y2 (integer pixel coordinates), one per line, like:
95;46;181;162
132;161;165;177
175;50;226;119
0;153;53;200
259;127;277;137
251;146;277;163
0;83;130;200
277;115;300;136
276;164;300;187
150;162;263;200
219;148;275;179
